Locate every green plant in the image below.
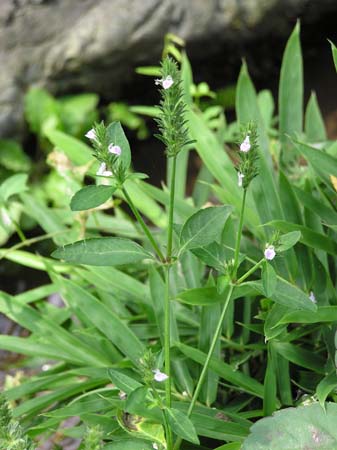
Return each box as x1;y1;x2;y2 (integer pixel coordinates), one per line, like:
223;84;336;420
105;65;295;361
0;24;337;450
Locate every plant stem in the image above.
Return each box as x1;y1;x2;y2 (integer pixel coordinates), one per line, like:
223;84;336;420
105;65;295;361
122;186;165;262
174;185;248;450
167;156;177;260
233;188;247;279
164;155;177;450
173;284;234;450
164;265;172;409
236;258;264;284
151;382;172;450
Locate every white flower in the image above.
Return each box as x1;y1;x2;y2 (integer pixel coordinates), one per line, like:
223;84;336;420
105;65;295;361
1;208;11;227
85;128;97;141
182;390;188;397
237;172;244;187
309;291;316;303
96;162;112;177
153;369;169;382
155;75;174;90
264;245;276;261
240;135;251;152
108;144;122;156
152;444;159;450
118;390;127;400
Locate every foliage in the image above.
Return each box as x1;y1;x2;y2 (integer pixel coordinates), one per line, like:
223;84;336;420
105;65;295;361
0;24;336;450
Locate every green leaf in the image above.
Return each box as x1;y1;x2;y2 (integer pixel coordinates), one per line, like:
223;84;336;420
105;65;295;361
277;230;301;252
268;220;337;256
273;341;325;373
263;345;277;416
176;342;264;398
243;402;337;450
215;443;242;450
236;61;283;225
305;92;326;142
104;440;153;450
257;90;274;128
70;185;115;211
0;140;31;172
57;278;145;364
125;387;149;415
179;206;232;254
248;278;316;311
52;237;152;266
45;128;93;166
294;140;337;181
107;369;142;395
262;262;277;298
279;22;303;162
192;242;227;272
24;87;59;135
329;39;337;72
177;287;223;306
278;306;337;325
316;372;337;408
106;121;131;170
293;186;337;227
166;407;200;444
0;174;28;203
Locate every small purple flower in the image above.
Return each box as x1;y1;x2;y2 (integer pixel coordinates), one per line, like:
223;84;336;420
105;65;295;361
85;128;97;141
153;369;169;382
155;75;174;90
309;291;316;303
96;162;112;177
240;135;251;152
264;245;276;261
108;144;122;156
237;172;244;187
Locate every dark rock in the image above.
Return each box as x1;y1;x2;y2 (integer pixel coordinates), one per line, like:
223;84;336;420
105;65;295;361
0;0;337;137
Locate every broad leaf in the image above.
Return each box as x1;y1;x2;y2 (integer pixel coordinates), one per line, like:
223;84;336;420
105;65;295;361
277;231;301;252
52;237;152;266
70;185;115;211
247;278;316;311
177;287;224;306
179;206;232;254
243;402;337;450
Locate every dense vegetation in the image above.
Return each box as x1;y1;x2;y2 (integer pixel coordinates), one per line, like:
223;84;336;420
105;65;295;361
1;25;337;450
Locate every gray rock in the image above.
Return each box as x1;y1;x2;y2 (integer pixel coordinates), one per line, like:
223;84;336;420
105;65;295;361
0;0;336;137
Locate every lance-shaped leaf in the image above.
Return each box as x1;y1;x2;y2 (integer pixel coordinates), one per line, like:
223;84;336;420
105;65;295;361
52;237;152;266
70;185;115;211
106;121;131;170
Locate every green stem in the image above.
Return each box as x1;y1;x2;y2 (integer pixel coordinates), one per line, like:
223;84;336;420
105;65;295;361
164;265;172;409
164;155;177;450
173;285;234;450
233;189;247;279
12;219;26;242
0;230;68;262
151;383;172;450
122;186;165;262
236;258;264;285
167;156;177;260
